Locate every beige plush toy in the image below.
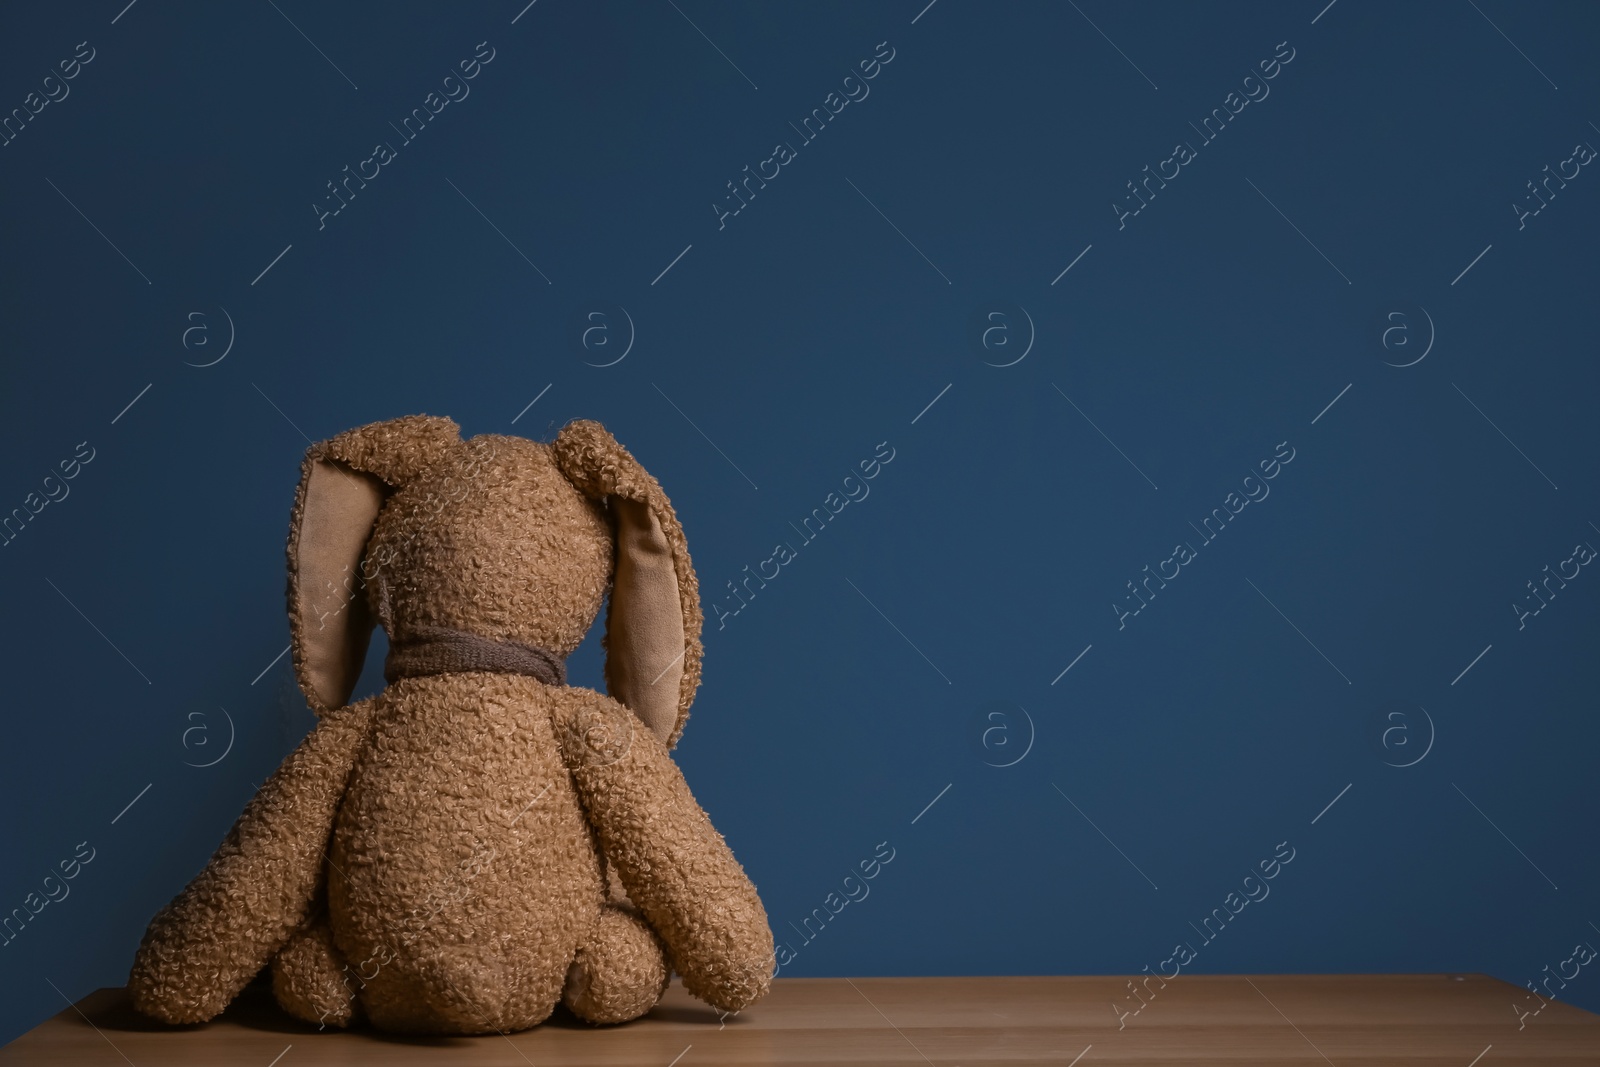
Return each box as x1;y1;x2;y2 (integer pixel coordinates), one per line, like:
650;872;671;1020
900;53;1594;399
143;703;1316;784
127;415;774;1034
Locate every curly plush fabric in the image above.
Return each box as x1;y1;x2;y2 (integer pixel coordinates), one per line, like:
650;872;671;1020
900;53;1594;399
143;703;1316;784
127;417;773;1034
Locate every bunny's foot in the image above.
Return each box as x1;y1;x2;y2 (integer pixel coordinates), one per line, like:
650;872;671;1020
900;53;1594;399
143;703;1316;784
562;904;670;1024
271;916;361;1029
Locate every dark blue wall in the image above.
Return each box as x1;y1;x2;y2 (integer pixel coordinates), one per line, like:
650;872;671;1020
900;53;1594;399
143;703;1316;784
3;0;1598;1044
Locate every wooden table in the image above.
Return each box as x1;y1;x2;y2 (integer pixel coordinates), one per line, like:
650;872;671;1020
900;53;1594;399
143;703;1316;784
5;974;1596;1064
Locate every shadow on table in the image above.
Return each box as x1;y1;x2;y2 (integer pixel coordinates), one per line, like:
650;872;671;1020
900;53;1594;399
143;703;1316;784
84;974;732;1042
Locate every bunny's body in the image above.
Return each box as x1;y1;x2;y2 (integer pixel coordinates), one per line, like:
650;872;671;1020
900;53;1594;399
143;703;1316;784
320;674;613;1032
127;418;774;1034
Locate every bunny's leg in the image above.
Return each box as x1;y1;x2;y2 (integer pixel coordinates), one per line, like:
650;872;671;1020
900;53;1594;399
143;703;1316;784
271;913;362;1028
127;698;377;1023
554;694;776;1015
561;903;671;1024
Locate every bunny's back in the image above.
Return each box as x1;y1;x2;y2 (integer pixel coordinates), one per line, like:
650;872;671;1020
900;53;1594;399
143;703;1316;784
328;671;610;1031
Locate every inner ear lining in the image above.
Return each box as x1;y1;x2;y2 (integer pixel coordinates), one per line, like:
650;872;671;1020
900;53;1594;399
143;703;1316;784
604;496;685;746
292;457;385;712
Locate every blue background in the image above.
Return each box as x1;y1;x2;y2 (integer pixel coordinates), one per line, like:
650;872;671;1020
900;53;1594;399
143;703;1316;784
2;0;1598;1045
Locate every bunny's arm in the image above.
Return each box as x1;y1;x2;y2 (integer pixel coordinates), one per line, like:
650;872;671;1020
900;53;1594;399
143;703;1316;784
554;694;774;1014
128;697;377;1024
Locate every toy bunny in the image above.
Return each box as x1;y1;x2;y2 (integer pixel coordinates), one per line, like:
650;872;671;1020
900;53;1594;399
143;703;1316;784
127;415;775;1034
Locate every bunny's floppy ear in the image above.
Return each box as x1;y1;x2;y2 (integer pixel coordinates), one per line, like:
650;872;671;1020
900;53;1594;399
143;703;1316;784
286;414;461;715
553;420;703;748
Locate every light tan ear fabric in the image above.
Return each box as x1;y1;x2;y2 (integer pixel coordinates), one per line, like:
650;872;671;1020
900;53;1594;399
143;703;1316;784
287;459;384;715
285;415;462;714
605;496;686;745
553;420;704;748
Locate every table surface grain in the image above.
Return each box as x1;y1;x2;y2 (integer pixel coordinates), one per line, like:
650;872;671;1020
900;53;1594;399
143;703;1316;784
4;974;1596;1065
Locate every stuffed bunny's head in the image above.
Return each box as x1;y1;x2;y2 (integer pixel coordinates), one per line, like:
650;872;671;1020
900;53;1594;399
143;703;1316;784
285;415;703;747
